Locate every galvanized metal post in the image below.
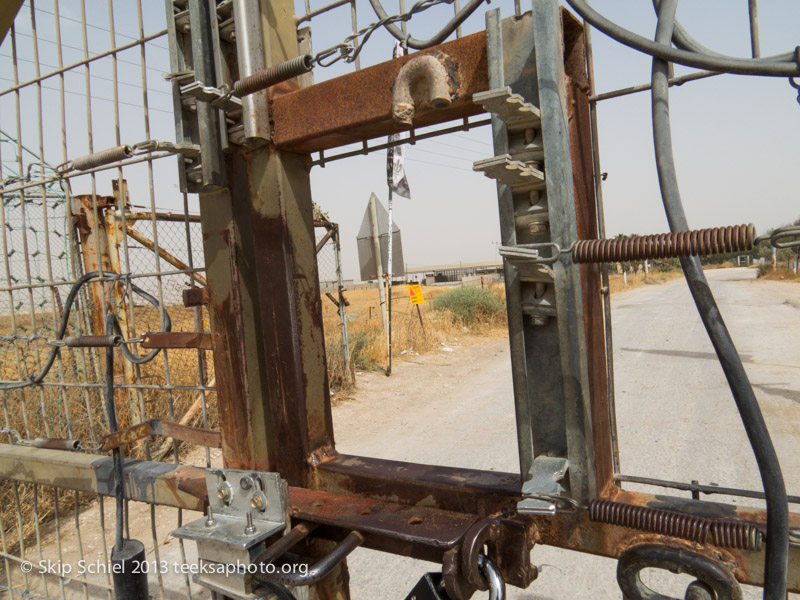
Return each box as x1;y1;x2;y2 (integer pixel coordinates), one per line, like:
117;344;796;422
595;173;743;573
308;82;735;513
532;0;596;502
187;0;348;596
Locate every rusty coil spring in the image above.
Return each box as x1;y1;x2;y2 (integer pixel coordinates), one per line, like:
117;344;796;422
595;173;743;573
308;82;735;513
69;145;133;172
572;224;755;264
589;499;763;551
233;54;314;97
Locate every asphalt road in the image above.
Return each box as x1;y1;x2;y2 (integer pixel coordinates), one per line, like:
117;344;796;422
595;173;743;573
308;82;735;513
334;267;800;599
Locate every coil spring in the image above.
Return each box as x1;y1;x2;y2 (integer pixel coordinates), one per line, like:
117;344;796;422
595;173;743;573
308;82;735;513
70;145;133;172
233;54;314;97
572;224;755;264
588;499;763;551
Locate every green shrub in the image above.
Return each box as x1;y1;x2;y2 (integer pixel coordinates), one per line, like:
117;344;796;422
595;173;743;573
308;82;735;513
432;286;505;325
348;330;381;371
756;263;771;278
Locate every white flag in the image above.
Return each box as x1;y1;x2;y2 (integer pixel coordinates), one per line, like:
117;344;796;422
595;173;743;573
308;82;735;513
387;42;411;200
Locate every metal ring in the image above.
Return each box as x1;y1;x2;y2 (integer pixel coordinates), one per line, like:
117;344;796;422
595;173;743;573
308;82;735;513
477;555;505;600
617;544;742;600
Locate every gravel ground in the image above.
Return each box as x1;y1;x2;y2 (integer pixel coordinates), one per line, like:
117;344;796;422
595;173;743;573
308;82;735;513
336;267;799;599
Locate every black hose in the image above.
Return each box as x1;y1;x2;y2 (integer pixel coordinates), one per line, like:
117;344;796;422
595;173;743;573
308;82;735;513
260;582;298;600
650;0;795;63
565;0;800;76
105;312;125;552
650;2;788;597
367;0;486;50
0;271;170;389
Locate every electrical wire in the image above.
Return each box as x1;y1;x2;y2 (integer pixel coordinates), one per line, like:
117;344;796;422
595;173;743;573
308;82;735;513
565;0;800;76
367;0;487;49
649;2;788;597
0;270;171;390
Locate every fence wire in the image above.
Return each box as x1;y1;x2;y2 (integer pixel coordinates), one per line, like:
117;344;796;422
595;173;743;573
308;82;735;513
0;2;354;596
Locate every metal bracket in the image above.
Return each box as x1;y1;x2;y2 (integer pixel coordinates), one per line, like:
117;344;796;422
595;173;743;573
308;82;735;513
180;81;242;113
173;469;289;599
518;456;569;515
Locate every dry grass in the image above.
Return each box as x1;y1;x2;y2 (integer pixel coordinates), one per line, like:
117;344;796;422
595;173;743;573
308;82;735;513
0;301;214;554
757;266;800;282
322;283;508;391
608;270;684;294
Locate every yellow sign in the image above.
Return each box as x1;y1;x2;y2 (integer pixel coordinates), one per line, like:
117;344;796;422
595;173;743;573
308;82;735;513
407;284;425;305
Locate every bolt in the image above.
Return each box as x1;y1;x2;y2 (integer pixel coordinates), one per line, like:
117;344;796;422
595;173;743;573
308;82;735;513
250;492;267;511
240;476;254;491
204;506;216;528
217;481;233;505
244;512;256;535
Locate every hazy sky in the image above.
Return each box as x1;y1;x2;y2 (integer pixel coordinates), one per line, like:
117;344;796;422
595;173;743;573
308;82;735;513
1;1;797;283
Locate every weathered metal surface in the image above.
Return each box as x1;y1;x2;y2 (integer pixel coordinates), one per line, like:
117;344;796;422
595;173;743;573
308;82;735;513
0;443;206;511
532;0;595;504
531;487;800;591
314;453;520;515
391;54;453;126
617;544;743;600
99;419;221;452
99;421;153;451
290;486;478;550
271;30;489;153
141;331;213;350
563;13;614;495
182;286;210;307
3;444;794;589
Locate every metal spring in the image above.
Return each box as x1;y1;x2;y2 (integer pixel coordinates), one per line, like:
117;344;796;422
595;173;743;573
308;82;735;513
572;224;755;264
233;54;314;97
588;499;763;551
70;145;133;172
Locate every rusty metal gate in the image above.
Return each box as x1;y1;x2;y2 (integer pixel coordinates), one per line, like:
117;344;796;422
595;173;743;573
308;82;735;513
0;0;798;599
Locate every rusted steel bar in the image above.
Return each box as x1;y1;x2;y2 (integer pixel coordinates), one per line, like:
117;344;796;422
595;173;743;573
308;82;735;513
125;224;207;286
314;452;521;515
124;211;202;223
99;419;222;452
182;286;209;307
19;438;82;451
271;30;489;153
0;443;206;511
562;7;614;496
1;445;796;590
315;227;335;253
140;331;213;350
529;487;800;592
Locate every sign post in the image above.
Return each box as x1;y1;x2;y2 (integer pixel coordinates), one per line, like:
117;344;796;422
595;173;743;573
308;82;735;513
407;283;426;340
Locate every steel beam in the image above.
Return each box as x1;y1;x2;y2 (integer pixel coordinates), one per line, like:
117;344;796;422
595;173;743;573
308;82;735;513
0;443;206;511
271;30;490;153
1;445;797;591
532;0;595;503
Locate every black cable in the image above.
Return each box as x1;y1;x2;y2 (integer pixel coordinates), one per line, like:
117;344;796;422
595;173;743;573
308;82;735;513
650;2;789;597
650;0;795;63
565;0;800;76
367;0;486;50
260;582;298;600
0;271;171;389
105;312;125;552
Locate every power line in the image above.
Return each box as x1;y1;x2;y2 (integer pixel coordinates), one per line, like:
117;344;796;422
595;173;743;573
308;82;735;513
10;29;168;77
28;3;171;52
0;53;173;97
0;75;174;115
